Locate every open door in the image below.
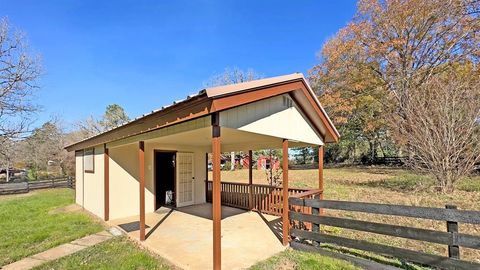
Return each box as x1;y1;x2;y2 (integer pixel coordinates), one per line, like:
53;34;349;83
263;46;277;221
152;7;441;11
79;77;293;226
154;151;176;210
176;152;195;207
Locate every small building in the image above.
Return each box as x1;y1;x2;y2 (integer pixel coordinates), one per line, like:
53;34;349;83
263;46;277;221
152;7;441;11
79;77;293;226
65;73;339;269
257;155;280;170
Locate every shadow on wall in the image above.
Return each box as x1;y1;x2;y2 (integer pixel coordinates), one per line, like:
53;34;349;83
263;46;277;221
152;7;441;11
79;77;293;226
109;143;154;195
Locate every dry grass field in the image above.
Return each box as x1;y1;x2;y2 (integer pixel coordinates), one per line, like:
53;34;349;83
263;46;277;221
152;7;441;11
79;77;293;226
211;167;480;264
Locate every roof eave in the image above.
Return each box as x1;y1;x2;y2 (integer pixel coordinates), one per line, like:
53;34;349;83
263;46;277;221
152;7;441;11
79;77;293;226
65;73;340;151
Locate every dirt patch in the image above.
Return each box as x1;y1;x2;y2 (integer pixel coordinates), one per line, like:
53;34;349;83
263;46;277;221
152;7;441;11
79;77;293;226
0;192;34;201
276;259;296;270
49;204;82;215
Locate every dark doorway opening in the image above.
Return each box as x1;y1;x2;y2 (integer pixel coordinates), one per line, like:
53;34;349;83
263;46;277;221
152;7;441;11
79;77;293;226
154;151;176;210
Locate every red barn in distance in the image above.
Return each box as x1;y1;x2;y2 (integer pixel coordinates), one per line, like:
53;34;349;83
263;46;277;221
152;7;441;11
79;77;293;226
210;153;281;171
256;155;280;171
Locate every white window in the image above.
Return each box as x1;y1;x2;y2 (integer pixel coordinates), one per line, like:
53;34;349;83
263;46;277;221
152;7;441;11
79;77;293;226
84;148;95;173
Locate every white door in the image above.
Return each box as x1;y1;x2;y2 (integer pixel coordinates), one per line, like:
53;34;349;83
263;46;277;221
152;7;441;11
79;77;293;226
176;152;195;207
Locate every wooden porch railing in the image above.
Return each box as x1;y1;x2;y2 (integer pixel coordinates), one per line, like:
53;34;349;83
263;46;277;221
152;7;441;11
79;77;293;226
206;180;321;217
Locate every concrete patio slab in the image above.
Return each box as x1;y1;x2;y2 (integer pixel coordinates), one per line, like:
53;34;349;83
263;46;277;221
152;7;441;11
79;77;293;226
109;203;286;270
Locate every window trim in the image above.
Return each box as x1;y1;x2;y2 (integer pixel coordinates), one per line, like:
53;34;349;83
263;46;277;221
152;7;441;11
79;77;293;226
84;147;95;173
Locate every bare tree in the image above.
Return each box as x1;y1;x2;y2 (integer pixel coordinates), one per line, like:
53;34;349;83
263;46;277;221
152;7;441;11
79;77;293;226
396;68;480;192
203;67;263;87
0;17;41;140
0;18;41;179
77;103;130;138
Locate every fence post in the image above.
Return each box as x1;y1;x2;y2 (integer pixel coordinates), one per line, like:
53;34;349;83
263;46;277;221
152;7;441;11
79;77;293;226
311;194;320;246
446;204;460;259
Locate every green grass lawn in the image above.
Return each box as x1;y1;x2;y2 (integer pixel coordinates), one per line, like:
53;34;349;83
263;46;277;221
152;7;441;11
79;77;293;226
249;249;360;270
3;168;479;269
32;237;174;270
1;188;359;270
33;237;361;270
0;189;104;266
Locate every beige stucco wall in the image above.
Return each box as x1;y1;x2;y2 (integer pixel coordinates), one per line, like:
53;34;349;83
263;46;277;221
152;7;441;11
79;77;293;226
108;143;144;220
80;145;105;219
75;140;208;221
75;151;84;207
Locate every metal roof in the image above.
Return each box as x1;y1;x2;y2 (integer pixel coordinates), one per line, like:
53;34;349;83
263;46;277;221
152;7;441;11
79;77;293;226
65;73;339;151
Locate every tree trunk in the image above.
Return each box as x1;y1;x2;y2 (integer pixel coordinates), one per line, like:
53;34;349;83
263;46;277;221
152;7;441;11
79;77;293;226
437;174;455;193
6;160;9;182
445;174;455;193
269;150;273;185
230;152;235;171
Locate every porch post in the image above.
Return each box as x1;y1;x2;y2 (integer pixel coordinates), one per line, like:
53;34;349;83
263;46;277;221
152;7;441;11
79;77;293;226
211;113;221;270
104;144;109;221
282;139;289;246
139;141;146;241
318;145;324;192
248;150;253;210
318;145;324;215
205;153;209;202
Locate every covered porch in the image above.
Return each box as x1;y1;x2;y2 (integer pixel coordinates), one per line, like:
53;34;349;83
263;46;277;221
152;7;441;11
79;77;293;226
109;203;286;270
67;74;339;270
127;118;325;269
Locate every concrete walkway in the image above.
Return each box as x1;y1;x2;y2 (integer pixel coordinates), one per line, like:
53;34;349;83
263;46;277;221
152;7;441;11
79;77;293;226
2;231;113;270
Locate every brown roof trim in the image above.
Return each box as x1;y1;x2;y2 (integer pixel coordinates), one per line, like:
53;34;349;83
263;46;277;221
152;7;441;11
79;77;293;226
210;80;304;112
65;92;211;151
297;80;340;143
65;73;339;151
205;73;305;98
208;78;339;143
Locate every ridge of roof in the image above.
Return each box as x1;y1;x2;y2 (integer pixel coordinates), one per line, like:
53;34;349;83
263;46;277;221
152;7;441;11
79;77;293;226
205;73;303;97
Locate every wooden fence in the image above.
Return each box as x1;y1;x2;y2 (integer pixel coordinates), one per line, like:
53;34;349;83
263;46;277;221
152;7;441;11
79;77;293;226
0;177;75;195
206;180;319;216
288;198;480;270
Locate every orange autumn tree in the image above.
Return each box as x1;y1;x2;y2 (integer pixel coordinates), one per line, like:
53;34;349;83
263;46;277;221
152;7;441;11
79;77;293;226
310;0;480;188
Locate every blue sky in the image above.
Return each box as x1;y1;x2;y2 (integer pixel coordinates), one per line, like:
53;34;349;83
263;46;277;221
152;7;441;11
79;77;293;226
0;1;356;129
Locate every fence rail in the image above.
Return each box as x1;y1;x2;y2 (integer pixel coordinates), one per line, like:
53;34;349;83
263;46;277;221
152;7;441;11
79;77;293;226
206;180;318;216
288;198;480;270
0;177;75;195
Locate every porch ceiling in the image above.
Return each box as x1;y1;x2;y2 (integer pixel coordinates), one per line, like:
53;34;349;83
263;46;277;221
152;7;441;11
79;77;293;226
140;126;316;151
